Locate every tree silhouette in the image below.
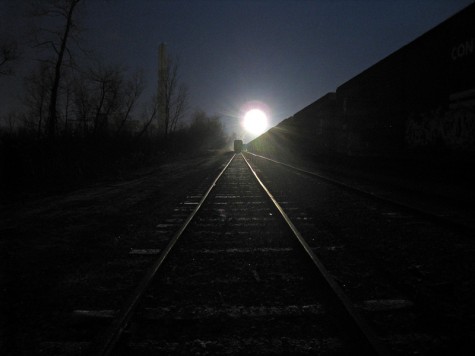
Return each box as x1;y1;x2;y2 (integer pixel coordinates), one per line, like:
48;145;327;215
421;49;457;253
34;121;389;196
0;41;18;76
157;54;188;138
32;0;83;139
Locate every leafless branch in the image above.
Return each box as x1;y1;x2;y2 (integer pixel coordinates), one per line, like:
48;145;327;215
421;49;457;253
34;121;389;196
0;41;19;76
157;54;188;137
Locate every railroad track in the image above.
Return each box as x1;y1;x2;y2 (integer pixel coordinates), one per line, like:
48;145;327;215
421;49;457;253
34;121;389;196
90;153;388;355
244;152;475;234
242;151;475;354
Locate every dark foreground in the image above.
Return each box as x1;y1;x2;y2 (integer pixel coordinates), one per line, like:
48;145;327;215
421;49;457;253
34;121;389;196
1;150;474;355
1;150;230;355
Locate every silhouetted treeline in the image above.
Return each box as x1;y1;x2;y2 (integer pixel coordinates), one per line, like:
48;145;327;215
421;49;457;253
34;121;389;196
0;1;232;202
0;112;229;202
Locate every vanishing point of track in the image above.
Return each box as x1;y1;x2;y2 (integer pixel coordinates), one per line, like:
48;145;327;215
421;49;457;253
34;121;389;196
91;153;388;355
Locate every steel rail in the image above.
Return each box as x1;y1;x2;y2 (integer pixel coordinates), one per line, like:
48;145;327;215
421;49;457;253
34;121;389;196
242;153;390;356
91;154;236;356
245;152;474;235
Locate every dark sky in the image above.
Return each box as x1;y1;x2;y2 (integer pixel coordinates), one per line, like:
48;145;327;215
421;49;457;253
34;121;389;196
1;0;473;140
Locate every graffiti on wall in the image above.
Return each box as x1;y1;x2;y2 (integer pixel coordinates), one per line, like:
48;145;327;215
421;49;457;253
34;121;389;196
406;106;475;151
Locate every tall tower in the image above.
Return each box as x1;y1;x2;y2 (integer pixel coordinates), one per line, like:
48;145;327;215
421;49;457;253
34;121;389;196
158;43;168;132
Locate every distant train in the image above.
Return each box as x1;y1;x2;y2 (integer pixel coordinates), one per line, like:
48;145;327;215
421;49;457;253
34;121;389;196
234;140;243;153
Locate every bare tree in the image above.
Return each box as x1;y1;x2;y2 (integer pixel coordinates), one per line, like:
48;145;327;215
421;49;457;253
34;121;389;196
31;0;83;138
0;41;19;76
157;56;188;138
116;70;145;134
72;73;92;136
137;97;158;139
188;110;227;149
61;71;74;133
170;84;188;132
0;112;21;133
23;64;52;136
87;63;123;136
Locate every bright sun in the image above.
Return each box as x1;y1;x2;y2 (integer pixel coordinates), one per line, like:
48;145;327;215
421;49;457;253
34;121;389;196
243;109;268;135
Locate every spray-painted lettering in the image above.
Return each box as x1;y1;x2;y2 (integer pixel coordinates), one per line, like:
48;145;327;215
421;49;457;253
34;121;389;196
451;38;475;61
406;107;475;151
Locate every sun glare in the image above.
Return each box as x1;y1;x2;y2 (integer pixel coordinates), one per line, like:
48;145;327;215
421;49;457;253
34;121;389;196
243;109;268;136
